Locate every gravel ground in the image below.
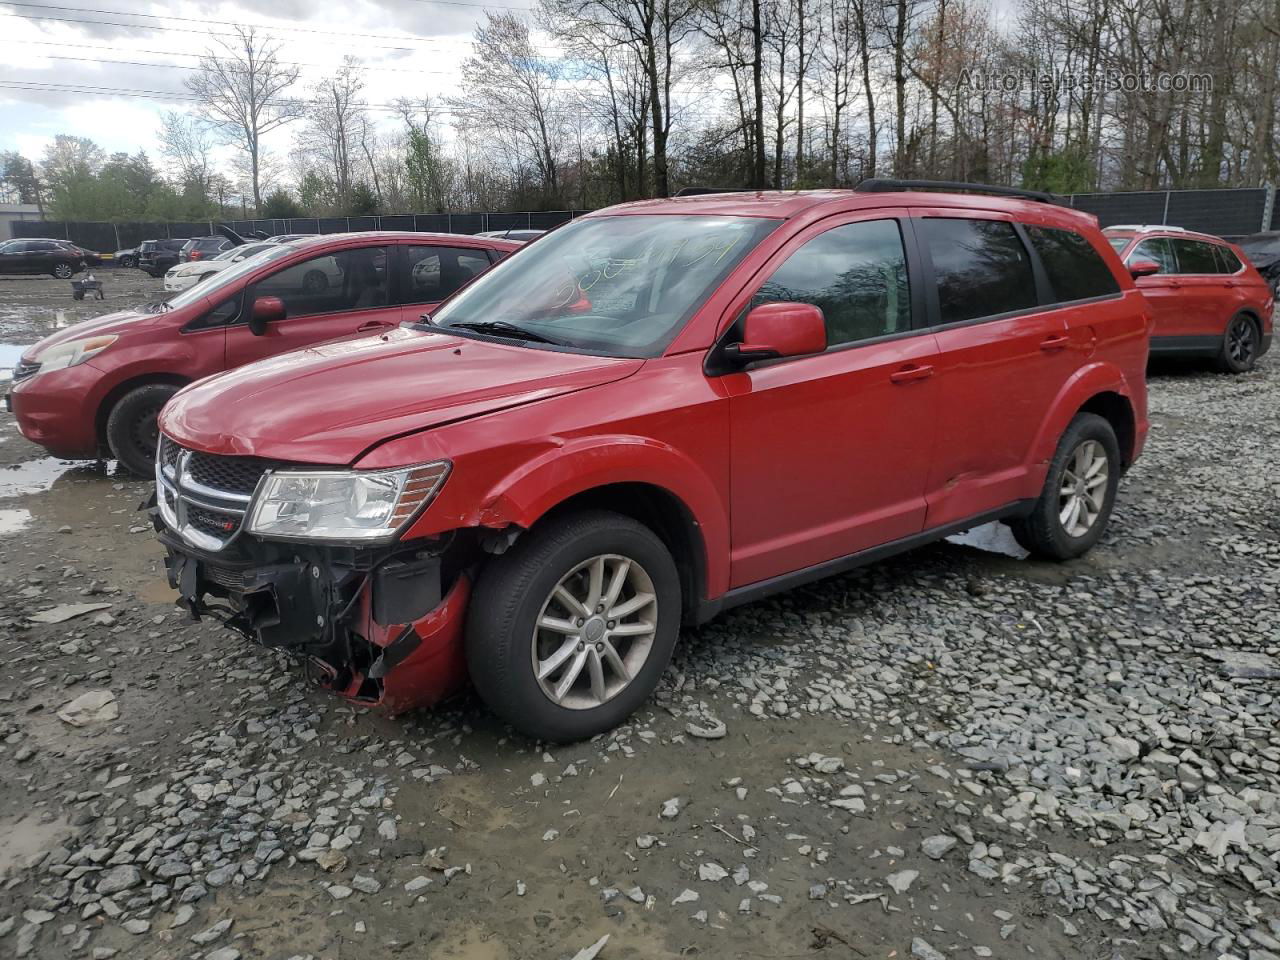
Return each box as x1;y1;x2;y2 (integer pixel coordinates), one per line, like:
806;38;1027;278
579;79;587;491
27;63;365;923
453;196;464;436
0;275;1277;960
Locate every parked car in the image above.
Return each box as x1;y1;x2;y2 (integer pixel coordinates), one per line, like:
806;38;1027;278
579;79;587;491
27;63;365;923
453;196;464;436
0;238;90;278
1235;230;1280;295
179;235;235;264
1104;224;1274;372
5;232;519;475
138;239;187;277
113;246;139;269
265;234;315;243
476;228;545;243
148;181;1151;741
163;241;280;293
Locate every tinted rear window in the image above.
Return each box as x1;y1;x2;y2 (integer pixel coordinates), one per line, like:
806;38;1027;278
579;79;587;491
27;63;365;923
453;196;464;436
1026;226;1120;302
1214;245;1243;273
1170;238;1220;274
920;218;1036;324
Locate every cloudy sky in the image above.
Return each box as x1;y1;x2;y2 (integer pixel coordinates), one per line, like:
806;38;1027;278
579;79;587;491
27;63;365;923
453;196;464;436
0;0;542;165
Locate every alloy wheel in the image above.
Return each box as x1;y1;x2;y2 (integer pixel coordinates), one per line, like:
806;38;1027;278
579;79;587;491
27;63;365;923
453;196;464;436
53;263;73;279
1058;439;1109;538
1227;317;1257;367
530;554;657;710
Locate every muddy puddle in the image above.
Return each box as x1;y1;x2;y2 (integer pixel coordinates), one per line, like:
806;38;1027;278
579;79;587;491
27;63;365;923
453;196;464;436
0;507;32;534
0;457;86;498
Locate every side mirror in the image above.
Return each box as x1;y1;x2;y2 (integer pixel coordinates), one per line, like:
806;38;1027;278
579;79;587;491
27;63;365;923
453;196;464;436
1129;259;1161;279
249;296;285;335
725;302;827;365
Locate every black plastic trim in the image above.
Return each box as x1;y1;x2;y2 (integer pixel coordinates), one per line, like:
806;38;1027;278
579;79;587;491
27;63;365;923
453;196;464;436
695;501;1036;624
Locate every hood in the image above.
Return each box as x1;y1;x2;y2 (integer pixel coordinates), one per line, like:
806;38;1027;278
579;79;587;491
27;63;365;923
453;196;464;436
160;326;644;464
23;307;168;361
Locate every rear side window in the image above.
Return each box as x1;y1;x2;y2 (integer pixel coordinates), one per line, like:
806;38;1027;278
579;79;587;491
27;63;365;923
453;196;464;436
1214;245;1243;273
750;219;910;346
1127;238;1176;273
402;246;492;305
920;218;1036;324
1026;226;1120;302
1170;238;1220;274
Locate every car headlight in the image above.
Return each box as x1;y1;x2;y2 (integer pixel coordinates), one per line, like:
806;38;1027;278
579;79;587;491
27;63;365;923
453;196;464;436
246;461;450;542
35;335;117;373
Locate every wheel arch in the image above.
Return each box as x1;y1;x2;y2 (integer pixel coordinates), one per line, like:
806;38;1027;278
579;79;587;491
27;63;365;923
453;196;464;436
531;482;708;621
94;373;192;449
1076;390;1137;468
1030;362;1139;471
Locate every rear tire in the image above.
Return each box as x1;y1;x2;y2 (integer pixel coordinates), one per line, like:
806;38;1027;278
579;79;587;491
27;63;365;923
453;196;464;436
465;509;681;742
1218;314;1259;374
105;384;180;477
1009;413;1121;561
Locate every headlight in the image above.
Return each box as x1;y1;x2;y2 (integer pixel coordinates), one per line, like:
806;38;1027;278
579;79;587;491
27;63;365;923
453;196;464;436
36;335;117;373
246;461;450;542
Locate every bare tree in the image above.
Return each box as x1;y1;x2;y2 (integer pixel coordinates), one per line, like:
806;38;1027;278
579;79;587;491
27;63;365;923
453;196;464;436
158;111;216;201
185;25;302;213
455;13;568;203
302;57;366;210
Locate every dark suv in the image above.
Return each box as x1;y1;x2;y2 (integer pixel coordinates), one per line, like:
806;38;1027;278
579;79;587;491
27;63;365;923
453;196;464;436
0;238;91;278
138;239;187;277
150;180;1153;741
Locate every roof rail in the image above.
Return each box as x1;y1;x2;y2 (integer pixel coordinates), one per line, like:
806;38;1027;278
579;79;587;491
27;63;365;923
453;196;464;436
1102;224;1189;233
673;187;756;197
854;178;1062;205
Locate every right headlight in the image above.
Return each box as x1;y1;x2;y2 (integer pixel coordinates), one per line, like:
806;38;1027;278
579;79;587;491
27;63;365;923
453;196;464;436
246;461;450;543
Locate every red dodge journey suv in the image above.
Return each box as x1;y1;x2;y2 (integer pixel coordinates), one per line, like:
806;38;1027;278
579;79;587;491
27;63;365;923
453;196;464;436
6;232;519;474
1104;225;1274;372
152;181;1150;741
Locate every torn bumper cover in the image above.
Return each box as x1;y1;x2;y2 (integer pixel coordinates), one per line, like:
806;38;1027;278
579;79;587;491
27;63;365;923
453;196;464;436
153;515;471;713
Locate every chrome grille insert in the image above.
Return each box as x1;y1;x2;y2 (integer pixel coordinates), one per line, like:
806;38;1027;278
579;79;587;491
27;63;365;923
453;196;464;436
156;437;273;551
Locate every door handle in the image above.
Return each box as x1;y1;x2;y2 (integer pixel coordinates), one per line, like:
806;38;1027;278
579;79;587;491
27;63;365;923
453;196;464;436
1039;334;1070;351
356;320;393;332
889;363;934;384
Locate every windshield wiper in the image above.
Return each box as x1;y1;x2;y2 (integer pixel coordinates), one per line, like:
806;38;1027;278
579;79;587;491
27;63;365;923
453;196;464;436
446;320;567;346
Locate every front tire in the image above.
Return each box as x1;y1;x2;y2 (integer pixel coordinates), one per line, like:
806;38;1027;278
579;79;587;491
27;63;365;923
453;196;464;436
1219;314;1259;374
1009;413;1121;561
105;384;180;477
465;510;681;742
52;262;74;279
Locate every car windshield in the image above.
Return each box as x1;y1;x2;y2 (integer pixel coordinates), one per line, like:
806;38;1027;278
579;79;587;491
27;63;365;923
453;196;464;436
1106;236;1132;252
165;243;298;309
430;214;780;356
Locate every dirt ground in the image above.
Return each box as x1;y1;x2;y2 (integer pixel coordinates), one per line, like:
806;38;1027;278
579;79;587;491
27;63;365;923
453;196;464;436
0;272;1277;960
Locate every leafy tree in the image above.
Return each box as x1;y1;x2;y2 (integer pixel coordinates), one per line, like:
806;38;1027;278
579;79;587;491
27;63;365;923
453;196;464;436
349;182;380;215
262;188;303;219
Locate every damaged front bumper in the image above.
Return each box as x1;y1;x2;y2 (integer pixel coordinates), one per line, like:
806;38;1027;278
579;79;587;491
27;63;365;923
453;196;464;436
152;505;471;713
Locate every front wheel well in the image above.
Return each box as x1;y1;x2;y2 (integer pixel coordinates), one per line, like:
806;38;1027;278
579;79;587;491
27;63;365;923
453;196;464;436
94;374;190;451
1077;391;1136;468
529;483;707;620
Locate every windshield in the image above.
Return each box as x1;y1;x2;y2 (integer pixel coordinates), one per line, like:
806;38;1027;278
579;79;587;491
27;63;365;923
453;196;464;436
430;214;781;357
165;243;297;309
1106;236;1131;252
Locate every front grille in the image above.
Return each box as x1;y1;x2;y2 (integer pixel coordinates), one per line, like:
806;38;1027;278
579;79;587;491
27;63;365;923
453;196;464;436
156;437;280;552
188;451;272;497
12;359;40;383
